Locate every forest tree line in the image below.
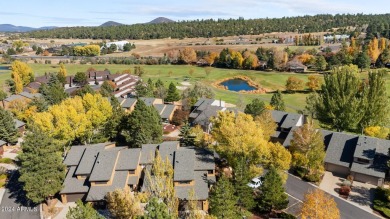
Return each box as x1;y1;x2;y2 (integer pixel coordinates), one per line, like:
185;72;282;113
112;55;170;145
24;14;390;40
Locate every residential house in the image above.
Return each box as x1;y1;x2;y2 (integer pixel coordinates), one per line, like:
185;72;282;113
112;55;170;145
60;142;143;204
3;92;42;110
286;60;307;72
14;119;26;134
61;141;216;211
141;142;216;211
322;131;390;186
270;110;305;144
116;97;177;123
189;98;226;133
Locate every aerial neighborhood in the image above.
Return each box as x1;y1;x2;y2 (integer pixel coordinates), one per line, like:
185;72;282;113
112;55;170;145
1;7;390;219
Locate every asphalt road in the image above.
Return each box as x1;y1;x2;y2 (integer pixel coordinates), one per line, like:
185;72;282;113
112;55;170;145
285;174;381;219
0;171;40;219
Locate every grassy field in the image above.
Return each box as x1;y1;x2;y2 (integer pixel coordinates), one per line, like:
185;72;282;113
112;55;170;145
1;63;389;112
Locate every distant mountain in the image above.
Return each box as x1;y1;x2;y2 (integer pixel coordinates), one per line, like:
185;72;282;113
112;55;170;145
0;24;57;32
100;21;124;27
148;17;175;24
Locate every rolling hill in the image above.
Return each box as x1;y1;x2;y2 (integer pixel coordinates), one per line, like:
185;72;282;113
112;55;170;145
100;21;124;27
0;24;57;32
148;17;175;24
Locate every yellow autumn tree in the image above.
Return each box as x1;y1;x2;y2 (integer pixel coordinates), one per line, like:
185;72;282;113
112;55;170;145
179;47;197;64
298;53;314;65
368;37;380;64
301;189;340;219
210;111;270;167
58;63;67;78
306;75;322;91
266;142;292;171
204;52;219;66
144;151;178;218
30;93;112;145
12;70;23;94
254;110;277;141
11;60;34;86
229;50;244;68
364;126;390;139
379;38;387;51
106;188;142;219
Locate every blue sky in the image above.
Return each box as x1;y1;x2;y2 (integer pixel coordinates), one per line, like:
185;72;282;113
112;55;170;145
0;0;388;27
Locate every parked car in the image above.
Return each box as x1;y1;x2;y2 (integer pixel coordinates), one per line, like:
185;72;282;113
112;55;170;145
247;176;264;189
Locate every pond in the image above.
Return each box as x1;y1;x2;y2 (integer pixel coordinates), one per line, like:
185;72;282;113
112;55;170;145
220;78;257;92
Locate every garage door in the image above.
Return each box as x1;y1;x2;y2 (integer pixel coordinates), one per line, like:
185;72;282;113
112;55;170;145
353;173;379;186
325;163;350;177
66;193;86;202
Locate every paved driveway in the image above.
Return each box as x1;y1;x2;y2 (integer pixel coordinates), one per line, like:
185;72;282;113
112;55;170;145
285;173;381;219
0;170;40;219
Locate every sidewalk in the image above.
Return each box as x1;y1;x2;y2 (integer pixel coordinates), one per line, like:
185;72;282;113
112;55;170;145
53;201;76;219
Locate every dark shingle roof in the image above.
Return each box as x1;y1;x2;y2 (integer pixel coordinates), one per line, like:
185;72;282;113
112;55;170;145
174;149;195;181
282;126;299;147
115;148;141;171
160;105;176;120
324;132;358;167
140;144;158;165
154;104;166;115
140;97;157;106
4;95;23;102
350;155;388;178
354;136;377;160
64;146;87;166
86;171;128;201
175;171;210;200
75;144;107;175
281;113;303;129
14;119;25;129
159;141;179;165
187;147;215;171
127;175;140;186
19;92;42;99
193;106;224;128
89;150;119;181
0;140;6;146
60;166;89;194
121;98;137;109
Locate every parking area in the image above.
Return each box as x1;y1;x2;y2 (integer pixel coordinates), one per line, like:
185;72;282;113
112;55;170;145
320;171;376;213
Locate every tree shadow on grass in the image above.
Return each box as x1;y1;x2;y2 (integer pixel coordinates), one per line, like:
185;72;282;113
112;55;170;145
5;170;37;207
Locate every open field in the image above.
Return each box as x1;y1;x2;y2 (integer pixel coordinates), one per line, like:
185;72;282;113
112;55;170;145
16;31;337;57
1;64;389;113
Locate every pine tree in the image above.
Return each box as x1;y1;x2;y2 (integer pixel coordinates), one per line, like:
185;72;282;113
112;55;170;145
0;107;18;144
39;74;68;105
122;100;162;147
355;51;371;72
18;130;65;204
142;197;172;219
66;200;104;219
270;90;286;111
179;122;195;146
233;157;256;213
244;98;266;118
258;167;289;212
166;82;181;102
209;175;239;218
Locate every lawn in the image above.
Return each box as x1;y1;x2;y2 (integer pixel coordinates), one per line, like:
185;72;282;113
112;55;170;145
1;63;389;112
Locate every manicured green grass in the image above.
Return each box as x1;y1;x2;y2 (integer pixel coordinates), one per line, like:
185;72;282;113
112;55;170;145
2;63;388;112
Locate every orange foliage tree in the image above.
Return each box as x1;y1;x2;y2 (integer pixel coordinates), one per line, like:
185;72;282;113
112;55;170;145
300;189;340;219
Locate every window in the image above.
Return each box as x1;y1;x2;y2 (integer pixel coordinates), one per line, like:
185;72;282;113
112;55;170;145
94;181;107;185
179;181;191;185
129;170;135;174
356;158;370;164
208;170;214;174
